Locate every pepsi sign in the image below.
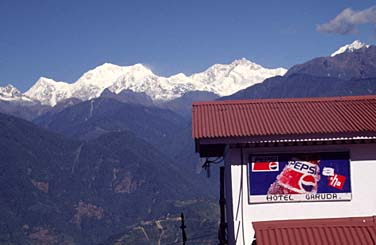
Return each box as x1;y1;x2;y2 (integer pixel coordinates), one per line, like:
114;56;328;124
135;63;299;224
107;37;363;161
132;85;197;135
248;152;352;204
252;161;279;172
251;155;279;172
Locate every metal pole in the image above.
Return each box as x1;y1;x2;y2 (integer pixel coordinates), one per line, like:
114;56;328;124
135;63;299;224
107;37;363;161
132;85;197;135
180;213;187;245
219;166;227;244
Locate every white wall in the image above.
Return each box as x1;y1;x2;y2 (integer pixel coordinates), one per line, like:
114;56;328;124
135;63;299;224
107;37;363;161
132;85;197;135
225;143;376;245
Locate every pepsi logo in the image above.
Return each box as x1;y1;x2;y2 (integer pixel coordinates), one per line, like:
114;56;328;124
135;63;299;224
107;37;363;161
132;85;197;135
269;162;278;170
299;174;317;193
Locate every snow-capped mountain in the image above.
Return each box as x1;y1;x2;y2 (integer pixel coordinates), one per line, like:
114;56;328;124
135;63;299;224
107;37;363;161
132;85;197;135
71;63;132;100
190;58;286;97
0;84;34;103
330;40;370;57
24;77;72;106
23;59;287;106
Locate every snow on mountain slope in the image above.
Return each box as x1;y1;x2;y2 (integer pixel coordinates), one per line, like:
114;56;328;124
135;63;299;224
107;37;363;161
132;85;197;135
106;58;287;101
22;59;287;106
190;58;287;96
71;63;133;101
0;84;34;103
109;69;199;101
25;77;72;106
331;40;370;57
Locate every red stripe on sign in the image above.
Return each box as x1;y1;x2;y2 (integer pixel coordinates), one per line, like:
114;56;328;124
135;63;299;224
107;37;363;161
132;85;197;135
252;162;271;171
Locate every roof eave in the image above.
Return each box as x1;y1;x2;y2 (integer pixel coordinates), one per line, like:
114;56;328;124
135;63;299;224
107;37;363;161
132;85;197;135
195;132;376;145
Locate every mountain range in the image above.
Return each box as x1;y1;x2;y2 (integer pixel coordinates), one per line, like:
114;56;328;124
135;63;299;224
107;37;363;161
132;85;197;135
3;58;286;107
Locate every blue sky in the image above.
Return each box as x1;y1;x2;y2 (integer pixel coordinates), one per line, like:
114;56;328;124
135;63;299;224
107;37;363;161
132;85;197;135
1;0;375;91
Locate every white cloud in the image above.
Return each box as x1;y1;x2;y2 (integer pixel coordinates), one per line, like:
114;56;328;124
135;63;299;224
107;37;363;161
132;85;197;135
317;6;376;34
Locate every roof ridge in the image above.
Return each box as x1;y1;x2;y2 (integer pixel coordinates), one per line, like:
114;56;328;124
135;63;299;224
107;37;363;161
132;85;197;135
192;95;376;106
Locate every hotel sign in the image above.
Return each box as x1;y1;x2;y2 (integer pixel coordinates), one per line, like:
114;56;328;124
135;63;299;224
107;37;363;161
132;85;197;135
248;152;352;203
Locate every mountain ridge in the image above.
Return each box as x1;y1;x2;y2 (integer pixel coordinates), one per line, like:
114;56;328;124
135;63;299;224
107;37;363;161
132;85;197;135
4;59;286;106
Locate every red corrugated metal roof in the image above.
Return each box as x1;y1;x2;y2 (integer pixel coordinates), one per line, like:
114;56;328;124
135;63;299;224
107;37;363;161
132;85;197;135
192;95;376;140
253;216;376;245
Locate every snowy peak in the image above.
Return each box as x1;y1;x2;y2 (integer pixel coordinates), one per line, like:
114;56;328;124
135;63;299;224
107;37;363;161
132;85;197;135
75;63;124;87
76;63;153;86
32;77;69;88
25;77;71;106
0;84;33;102
331;40;370;57
127;63;154;74
231;57;261;67
71;63;154;101
0;84;22;97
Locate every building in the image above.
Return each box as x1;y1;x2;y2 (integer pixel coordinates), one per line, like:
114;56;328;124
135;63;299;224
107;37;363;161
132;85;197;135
192;95;376;245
